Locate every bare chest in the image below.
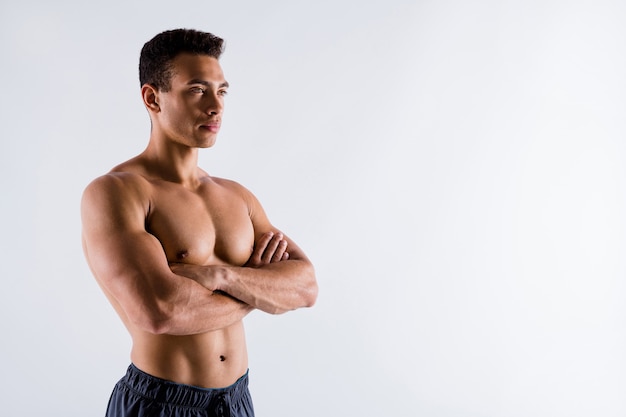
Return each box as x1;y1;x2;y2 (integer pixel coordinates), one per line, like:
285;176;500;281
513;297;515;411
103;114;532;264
146;181;254;266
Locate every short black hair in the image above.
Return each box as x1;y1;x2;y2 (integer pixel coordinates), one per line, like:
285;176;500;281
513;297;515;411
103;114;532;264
139;29;224;91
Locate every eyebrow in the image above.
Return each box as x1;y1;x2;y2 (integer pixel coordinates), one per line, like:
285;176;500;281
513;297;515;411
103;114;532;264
188;79;229;88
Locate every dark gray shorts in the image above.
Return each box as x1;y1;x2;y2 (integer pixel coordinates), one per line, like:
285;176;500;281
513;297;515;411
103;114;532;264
105;364;255;417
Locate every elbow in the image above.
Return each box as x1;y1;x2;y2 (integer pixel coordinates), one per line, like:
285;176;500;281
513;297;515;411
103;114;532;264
142;317;173;335
304;280;318;308
135;315;172;335
268;281;317;315
301;265;318;308
131;303;178;335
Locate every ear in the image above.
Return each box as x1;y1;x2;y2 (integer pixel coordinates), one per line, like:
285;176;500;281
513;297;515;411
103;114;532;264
141;84;160;113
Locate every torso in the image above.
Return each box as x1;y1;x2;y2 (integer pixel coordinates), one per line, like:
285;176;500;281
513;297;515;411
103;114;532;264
106;163;255;388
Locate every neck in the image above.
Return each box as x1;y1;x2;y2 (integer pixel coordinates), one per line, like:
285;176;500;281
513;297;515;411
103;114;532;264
141;135;204;188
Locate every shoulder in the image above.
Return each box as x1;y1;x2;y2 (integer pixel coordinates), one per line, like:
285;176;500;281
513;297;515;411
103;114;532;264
209;176;269;223
209;176;260;205
83;171;151;202
81;171;152;224
210;176;250;193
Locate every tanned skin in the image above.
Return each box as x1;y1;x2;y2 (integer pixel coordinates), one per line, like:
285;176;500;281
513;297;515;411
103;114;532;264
81;53;317;388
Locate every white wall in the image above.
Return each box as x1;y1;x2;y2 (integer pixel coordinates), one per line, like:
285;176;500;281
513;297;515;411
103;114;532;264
1;0;625;416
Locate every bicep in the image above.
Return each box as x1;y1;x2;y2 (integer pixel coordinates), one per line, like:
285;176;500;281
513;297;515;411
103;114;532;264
81;178;176;320
83;226;172;300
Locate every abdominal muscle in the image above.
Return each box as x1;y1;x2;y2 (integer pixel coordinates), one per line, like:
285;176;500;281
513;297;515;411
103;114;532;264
129;320;249;389
99;281;250;389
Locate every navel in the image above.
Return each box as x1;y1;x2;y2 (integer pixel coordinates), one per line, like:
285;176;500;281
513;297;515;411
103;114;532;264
219;355;226;362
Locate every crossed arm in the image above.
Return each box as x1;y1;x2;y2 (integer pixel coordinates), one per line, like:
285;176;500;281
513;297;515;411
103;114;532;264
81;174;317;336
169;183;317;315
171;230;317;315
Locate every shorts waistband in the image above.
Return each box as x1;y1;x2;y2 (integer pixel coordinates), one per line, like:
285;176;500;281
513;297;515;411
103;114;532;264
120;364;250;409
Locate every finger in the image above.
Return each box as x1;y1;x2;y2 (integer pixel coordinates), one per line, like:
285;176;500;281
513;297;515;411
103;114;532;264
261;233;283;263
248;232;274;266
270;239;288;263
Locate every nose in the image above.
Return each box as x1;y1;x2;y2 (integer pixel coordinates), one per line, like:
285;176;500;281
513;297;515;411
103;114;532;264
205;91;223;116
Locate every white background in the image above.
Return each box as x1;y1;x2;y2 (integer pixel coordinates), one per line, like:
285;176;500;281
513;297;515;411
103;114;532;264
1;0;625;416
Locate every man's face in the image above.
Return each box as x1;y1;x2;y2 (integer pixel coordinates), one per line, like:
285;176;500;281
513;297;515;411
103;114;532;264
154;53;229;148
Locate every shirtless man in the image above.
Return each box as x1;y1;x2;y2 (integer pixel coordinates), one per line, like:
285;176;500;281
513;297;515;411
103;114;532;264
80;29;318;417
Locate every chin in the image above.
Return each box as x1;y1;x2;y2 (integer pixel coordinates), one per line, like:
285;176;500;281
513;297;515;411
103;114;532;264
192;134;217;148
198;139;217;149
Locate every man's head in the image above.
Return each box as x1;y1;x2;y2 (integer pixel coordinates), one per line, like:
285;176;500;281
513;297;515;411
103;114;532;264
139;29;224;92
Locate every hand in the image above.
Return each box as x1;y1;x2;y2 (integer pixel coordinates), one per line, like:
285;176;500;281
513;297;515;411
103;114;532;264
245;232;289;268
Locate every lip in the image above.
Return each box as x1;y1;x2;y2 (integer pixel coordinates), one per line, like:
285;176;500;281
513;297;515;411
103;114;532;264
200;122;220;133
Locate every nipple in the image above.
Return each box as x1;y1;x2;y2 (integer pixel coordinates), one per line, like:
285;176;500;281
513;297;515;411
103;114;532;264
176;250;189;260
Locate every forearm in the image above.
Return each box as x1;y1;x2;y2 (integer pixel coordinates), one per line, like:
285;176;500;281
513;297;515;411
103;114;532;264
219;259;317;314
170;231;318;315
143;278;253;335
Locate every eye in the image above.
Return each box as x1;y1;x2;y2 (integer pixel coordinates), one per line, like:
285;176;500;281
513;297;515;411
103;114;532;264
190;87;206;94
218;89;228;97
